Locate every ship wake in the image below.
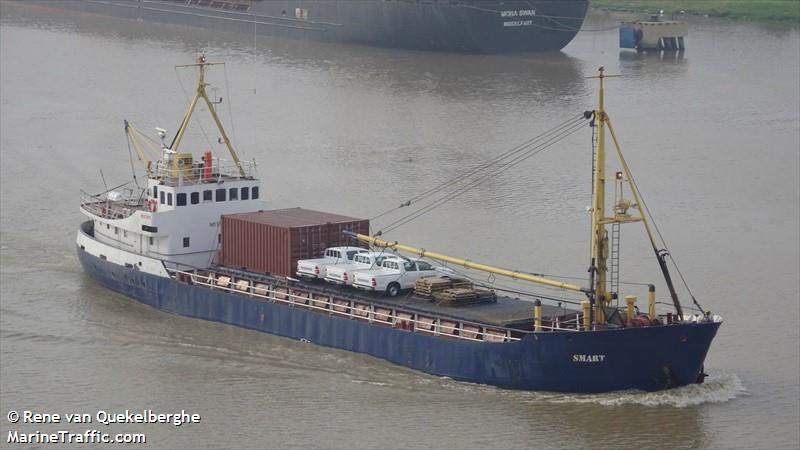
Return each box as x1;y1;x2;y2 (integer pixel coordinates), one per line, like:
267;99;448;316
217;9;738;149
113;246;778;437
419;370;746;407
530;371;747;407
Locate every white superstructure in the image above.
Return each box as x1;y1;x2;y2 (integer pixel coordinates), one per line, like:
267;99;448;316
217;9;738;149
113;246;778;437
77;55;264;276
80;155;262;271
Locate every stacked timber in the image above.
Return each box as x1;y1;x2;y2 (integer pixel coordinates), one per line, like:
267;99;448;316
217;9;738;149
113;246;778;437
414;276;472;298
415;277;496;306
433;288;497;306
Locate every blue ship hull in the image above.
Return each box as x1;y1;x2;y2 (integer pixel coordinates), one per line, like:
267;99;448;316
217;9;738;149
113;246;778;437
77;246;720;393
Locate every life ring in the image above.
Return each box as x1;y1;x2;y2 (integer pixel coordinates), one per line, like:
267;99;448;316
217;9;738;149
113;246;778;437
147;199;157;213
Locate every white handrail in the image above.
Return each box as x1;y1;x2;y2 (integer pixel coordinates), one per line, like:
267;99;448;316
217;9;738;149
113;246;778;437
154;158;256;186
80;190;141;220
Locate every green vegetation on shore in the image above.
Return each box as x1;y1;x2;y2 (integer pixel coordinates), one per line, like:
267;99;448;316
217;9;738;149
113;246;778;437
591;0;800;23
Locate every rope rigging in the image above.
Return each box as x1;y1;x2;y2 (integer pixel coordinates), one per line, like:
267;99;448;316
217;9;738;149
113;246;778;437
357;67;708;322
603;116;705;314
443;265;586;307
222;63;243;159
364;102;702;316
174;65;215;151
370;113;585;222
124;120;162;176
376;116;589;235
126;127;141;189
371;114;584;222
620;157;705;313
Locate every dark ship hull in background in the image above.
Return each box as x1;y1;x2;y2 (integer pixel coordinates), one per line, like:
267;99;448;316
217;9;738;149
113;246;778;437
25;0;589;53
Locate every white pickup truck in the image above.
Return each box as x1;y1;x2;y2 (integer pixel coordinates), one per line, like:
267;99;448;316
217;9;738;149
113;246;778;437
352;257;444;297
325;251;392;286
296;246;368;280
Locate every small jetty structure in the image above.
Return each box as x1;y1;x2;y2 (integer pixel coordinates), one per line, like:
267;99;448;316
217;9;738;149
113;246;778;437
620;14;687;51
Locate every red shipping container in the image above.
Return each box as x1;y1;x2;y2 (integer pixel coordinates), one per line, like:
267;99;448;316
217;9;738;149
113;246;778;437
220;208;370;278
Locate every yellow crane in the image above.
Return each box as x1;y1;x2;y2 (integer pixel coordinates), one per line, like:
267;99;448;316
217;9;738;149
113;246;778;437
344;231;589;294
124;120;161;177
353;67;688;325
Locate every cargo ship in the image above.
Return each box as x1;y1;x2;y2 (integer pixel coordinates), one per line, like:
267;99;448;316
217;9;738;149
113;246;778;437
20;0;588;54
76;57;721;393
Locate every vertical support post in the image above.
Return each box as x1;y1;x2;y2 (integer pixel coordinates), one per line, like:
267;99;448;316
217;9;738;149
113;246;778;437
203;150;213;180
534;299;542;332
648;285;656;318
591;66;609;325
581;300;591;331
625;295;637;321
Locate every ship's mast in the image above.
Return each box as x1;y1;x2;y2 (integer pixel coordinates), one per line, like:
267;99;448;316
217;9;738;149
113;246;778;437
588;66;685;322
349;66;687;325
589;67;613;322
171;55;246;177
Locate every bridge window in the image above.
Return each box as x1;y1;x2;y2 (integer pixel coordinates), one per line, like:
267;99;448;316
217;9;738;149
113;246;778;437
216;188;226;202
177;193;187;206
167;193;173;206
153;186;158;199
183;237;190;248
229;187;238;200
191;192;199;205
203;190;212;202
252;186;259;199
241;186;249;200
160;191;165;204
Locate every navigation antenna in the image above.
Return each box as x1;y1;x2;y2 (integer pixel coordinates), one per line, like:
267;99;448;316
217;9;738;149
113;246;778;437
170;55;246;177
156;127;169;149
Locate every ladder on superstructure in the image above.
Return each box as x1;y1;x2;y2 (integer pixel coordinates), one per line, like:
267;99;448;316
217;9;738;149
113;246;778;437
610;222;621;305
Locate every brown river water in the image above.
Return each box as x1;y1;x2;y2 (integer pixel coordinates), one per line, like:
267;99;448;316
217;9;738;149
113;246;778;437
1;3;798;449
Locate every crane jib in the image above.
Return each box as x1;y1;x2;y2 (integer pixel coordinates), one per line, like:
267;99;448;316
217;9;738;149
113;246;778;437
343;231;588;294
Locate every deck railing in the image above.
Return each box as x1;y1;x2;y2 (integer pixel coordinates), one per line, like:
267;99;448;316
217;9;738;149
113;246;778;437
168;268;581;344
80;190;142;220
155;158;256;186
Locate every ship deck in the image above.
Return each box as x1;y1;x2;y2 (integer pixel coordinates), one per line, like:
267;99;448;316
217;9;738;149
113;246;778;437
375;293;576;328
214;266;579;328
